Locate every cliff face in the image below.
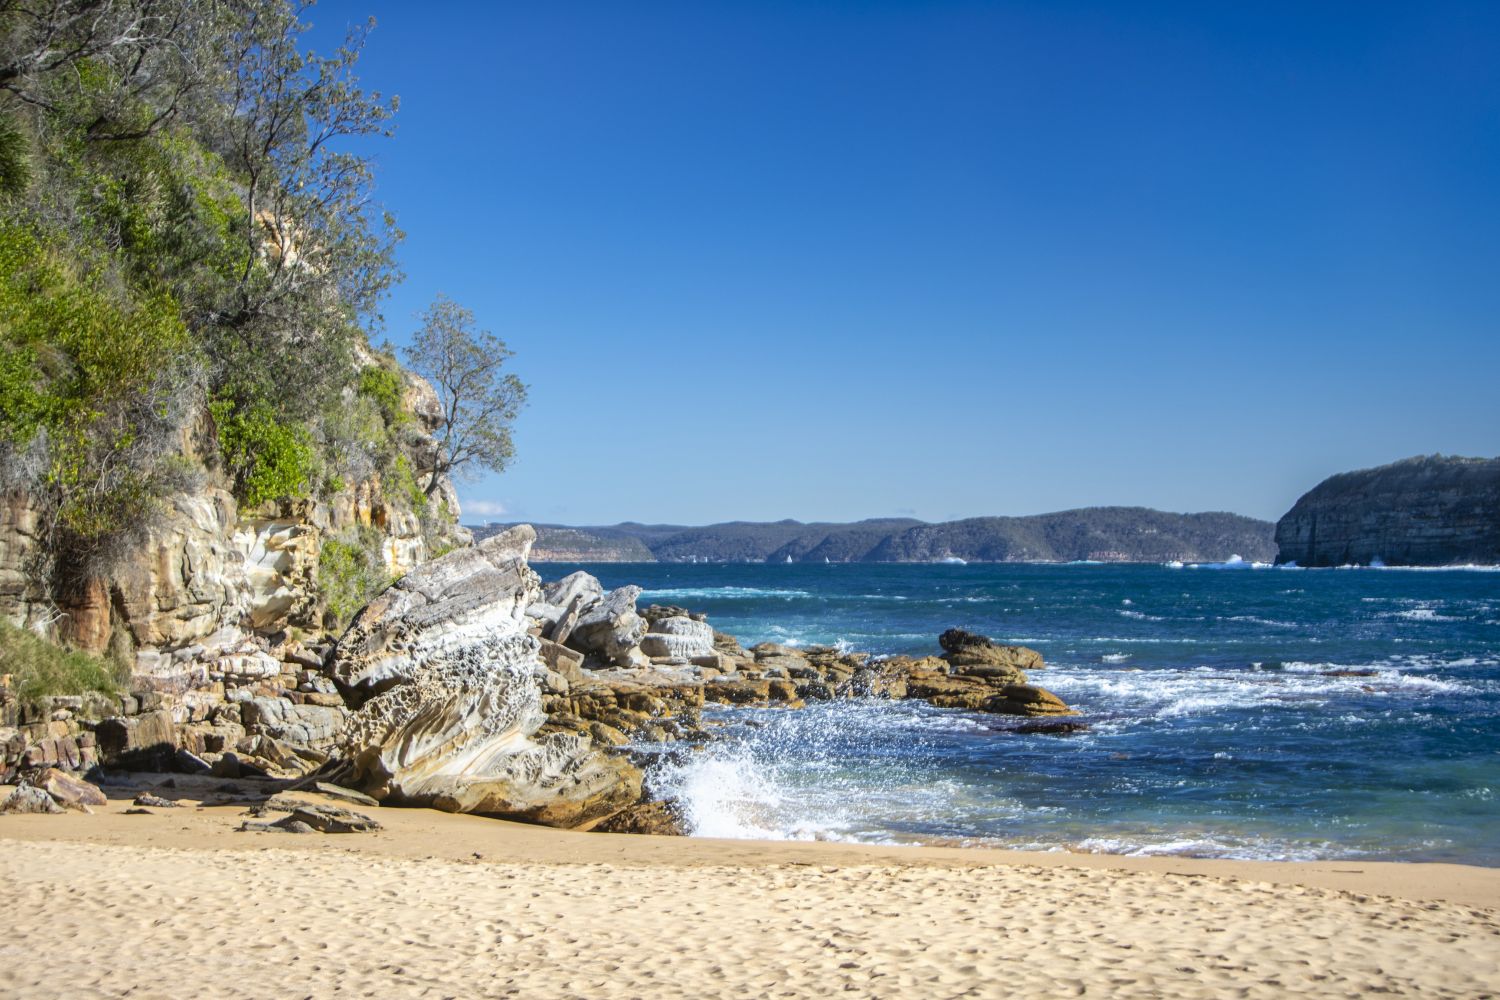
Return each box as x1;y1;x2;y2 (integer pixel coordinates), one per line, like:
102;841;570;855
1274;455;1500;566
0;367;469;691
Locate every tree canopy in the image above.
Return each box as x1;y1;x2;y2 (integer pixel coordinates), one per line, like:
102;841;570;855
404;294;527;496
0;1;494;609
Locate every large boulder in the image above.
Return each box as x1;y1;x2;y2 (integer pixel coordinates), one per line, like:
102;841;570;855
640;616;715;660
0;784;64;815
938;628;1044;678
565;586;647;666
94;709;179;770
32;768;107;811
543;571;604;612
331;526;642;827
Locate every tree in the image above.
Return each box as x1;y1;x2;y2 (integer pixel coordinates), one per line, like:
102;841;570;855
403;295;526;496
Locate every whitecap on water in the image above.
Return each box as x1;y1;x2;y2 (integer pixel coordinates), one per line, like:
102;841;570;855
640;586;813;600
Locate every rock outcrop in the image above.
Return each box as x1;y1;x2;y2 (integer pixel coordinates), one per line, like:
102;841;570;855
331;526;642;827
1275;455;1500;567
4;521;1079;835
564;586;648;667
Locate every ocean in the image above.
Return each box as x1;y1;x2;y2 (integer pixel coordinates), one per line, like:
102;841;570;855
547;560;1500;865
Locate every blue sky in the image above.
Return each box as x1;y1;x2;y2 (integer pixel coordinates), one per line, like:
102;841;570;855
309;1;1499;524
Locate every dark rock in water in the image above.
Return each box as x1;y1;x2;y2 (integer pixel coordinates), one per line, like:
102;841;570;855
1320;669;1377;678
1009;720;1092;735
641;604;707;625
593;799;688;836
938;629;1044;674
938;628;993;654
1274;454;1500;566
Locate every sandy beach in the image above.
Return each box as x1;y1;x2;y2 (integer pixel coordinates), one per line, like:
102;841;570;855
3;792;1498;999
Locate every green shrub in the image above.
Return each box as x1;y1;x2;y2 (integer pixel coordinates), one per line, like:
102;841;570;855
357;363;407;426
0;115;31;196
0;223;196;551
0;622;125;705
383;451;428;515
318;527;394;632
210;397;315;507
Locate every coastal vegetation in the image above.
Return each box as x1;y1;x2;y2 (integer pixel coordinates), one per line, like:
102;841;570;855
0;620;122;706
404;294;528;497
0;1;522;651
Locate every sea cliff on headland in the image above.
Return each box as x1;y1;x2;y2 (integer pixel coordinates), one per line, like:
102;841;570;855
1275;454;1500;567
477;507;1276;564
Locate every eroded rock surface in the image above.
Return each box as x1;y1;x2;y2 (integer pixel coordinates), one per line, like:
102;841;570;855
332;526;642;827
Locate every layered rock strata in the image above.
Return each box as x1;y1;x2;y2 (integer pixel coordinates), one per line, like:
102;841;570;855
1274;455;1500;567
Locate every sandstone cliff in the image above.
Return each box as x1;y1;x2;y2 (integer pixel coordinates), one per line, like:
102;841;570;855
1274;455;1500;567
0;361;468;684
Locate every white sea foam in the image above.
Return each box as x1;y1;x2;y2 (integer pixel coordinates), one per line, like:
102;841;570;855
1065;835;1351;862
1100;653;1132;663
640;586;813;600
1186;555;1274;570
1225;615;1298;628
1042;657;1487;718
1385;607;1462;622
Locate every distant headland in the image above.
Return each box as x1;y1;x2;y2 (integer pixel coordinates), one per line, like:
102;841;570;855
470;507;1277;564
1274;454;1500;567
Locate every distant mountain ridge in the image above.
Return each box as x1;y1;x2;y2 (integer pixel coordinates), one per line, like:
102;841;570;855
1274;454;1500;567
470;507;1276;564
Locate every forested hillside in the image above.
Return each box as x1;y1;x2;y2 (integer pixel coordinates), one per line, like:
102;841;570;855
474;508;1275;563
0;1;515;666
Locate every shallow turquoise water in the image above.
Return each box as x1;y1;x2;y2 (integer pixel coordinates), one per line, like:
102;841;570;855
550;561;1500;864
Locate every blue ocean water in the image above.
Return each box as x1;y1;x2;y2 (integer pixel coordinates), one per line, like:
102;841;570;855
552;561;1500;864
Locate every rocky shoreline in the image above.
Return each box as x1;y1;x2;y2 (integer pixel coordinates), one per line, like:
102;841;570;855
2;525;1076;834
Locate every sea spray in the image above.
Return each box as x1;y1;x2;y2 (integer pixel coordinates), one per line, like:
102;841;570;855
556;561;1500;863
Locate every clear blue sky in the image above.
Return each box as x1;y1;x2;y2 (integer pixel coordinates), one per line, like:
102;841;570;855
309;1;1499;525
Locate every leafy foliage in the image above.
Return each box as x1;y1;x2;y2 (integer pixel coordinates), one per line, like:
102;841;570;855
0;222;197;569
404;295;527;495
209;398;314;508
317;527;392;631
0;2;450;584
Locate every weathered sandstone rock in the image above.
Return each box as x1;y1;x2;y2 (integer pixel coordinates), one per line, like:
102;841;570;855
331;526;642;828
0;784;64;814
640;616;716;660
565;586;647;667
939;628;1044;674
239;697;346;748
33;768;107;810
543;571;604;613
